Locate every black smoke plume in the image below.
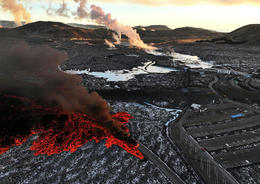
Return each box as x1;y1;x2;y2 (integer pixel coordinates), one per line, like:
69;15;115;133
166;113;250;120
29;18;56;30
0;41;111;122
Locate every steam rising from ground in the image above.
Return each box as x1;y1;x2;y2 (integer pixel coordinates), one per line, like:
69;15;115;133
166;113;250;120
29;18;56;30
112;33;121;45
105;39;116;48
89;4;155;50
0;42;111;122
0;0;31;25
52;0;155;50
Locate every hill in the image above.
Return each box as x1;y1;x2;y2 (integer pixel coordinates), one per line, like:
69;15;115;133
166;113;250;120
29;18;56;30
137;26;225;43
0;21;225;44
227;24;260;45
171;27;223;38
0;21;113;40
68;23;106;30
134;25;171;31
0;20;17;28
0;20;27;28
202;24;260;45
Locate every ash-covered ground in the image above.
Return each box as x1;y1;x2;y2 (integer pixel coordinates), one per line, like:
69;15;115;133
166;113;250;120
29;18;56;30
0;133;169;184
111;102;201;183
0;101;202;184
231;164;260;184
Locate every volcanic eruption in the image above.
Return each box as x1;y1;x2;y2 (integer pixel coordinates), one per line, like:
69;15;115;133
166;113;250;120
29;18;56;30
0;42;143;159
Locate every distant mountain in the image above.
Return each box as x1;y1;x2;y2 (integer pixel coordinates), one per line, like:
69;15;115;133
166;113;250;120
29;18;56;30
2;21;259;46
134;25;172;31
171;27;223;38
0;21;113;39
137;26;225;43
0;21;226;44
227;24;260;45
68;23;106;30
0;20;28;28
201;24;260;45
0;20;17;28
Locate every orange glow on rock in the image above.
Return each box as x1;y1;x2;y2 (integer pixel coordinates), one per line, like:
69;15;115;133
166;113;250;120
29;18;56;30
0;95;144;160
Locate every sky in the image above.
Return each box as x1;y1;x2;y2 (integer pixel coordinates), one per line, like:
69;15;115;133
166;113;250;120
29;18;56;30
0;0;259;32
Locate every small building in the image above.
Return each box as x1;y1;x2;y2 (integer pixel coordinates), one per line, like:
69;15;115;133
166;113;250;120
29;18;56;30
191;104;201;111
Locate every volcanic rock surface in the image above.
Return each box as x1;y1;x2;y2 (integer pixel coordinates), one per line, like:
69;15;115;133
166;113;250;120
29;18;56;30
1;21;260;184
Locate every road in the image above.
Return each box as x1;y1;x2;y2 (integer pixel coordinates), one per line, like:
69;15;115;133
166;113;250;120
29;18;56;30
209;76;221;99
138;142;186;184
208;75;260;114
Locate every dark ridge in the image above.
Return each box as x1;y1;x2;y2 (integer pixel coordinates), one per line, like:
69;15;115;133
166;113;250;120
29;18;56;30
0;21;113;39
172;27;224;37
200;24;260;45
68;23;106;29
227;24;260;45
134;25;172;31
137;26;225;43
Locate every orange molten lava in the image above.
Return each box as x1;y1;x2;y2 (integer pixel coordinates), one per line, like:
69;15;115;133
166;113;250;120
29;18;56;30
0;95;144;159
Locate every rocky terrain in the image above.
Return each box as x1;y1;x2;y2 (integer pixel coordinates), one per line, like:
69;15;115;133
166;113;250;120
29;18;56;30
172;42;260;74
0;101;206;184
0;21;260;184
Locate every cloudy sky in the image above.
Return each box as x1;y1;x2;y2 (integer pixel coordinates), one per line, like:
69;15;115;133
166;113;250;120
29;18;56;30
0;0;259;32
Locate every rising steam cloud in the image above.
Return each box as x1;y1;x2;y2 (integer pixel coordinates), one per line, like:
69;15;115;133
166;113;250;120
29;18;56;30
105;39;116;48
0;41;111;122
51;0;155;50
74;0;89;18
67;0;154;50
47;1;70;17
90;4;155;50
56;1;70;17
0;0;31;25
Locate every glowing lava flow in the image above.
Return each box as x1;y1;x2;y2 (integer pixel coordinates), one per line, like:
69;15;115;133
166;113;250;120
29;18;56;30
0;95;144;159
